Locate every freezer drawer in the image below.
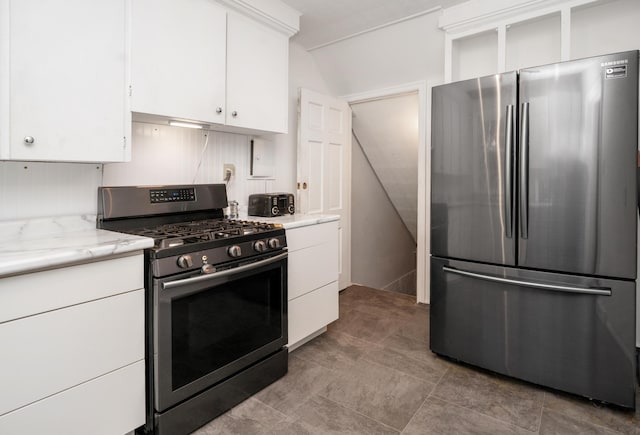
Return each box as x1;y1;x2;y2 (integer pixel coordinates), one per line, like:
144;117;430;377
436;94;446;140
430;257;637;408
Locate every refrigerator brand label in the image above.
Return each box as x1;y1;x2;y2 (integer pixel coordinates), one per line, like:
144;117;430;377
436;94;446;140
605;65;627;79
601;59;628;67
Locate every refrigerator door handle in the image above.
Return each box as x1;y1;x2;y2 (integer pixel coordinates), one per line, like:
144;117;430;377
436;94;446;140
443;266;612;296
519;102;530;239
504;104;514;238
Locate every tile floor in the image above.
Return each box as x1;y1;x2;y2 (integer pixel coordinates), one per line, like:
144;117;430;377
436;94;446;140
193;285;640;435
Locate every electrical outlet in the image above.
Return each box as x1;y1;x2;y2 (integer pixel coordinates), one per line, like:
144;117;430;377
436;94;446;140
223;163;235;181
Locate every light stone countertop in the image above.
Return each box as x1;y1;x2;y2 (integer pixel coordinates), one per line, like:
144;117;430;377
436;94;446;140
0;215;154;278
239;212;340;229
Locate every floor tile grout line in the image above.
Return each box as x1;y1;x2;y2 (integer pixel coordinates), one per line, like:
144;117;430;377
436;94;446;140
430;363;541;431
541;407;628;435
432;365;451;386
398;381;439;434
540;383;632;435
536;392;545;434
376;338;445;369
238;397;292;428
359;350;447;386
330;327;397;348
329;328;389;349
315;392;402;434
358;354;442;385
433;395;540;434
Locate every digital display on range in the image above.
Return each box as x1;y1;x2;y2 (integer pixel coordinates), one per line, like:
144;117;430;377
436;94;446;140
150;188;196;203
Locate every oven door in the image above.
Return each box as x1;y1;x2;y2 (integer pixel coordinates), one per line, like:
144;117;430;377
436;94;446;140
153;252;287;412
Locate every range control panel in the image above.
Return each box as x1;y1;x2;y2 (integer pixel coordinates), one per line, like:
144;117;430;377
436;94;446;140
150;188;196;203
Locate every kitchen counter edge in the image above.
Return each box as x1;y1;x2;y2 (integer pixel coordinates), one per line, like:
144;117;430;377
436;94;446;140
0;215;154;278
242;213;340;229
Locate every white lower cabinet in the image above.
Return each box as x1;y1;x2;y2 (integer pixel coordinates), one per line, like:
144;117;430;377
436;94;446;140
288;281;339;347
0;254;145;434
286;220;339;349
0;361;145;435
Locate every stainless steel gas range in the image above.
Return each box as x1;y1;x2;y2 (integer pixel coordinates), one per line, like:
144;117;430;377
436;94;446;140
97;184;288;435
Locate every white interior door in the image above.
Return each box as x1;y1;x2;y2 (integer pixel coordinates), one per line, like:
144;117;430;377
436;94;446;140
298;88;352;290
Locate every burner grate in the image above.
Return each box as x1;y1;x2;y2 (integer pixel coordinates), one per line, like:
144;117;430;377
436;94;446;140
127;219;280;249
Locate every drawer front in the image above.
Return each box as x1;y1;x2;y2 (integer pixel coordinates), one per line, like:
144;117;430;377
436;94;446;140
286;221;338;252
0;289;144;415
288;281;338;347
0;360;145;435
0;254;143;323
288;242;338;300
430;257;637;408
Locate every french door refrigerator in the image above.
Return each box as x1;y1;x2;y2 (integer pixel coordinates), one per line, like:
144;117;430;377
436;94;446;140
430;50;638;409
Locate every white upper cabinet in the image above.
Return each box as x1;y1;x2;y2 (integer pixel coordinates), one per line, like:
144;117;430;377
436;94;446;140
0;0;130;162
131;0;227;124
130;1;296;135
226;11;289;134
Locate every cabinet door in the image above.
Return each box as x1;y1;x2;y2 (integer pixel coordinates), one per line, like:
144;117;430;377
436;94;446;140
131;0;226;124
0;361;145;435
0;290;144;415
5;0;128;162
226;12;288;134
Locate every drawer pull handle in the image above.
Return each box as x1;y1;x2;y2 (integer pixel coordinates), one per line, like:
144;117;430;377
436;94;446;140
443;266;611;296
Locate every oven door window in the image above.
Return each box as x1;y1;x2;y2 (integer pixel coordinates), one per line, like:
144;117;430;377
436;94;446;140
154;255;287;409
162;261;286;394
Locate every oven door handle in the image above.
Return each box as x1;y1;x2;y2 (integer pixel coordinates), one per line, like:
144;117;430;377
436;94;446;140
162;252;288;291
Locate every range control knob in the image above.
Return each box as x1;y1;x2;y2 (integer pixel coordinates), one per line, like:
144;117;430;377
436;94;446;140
271;206;279;216
177;255;193;269
268;238;281;249
228;245;242;258
254;240;267;252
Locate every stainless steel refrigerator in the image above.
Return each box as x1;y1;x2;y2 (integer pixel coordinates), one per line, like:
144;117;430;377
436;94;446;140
430;50;638;408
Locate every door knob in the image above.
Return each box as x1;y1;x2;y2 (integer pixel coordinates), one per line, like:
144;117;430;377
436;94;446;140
231;111;238;117
24;136;35;144
216;107;223;114
303;182;308;190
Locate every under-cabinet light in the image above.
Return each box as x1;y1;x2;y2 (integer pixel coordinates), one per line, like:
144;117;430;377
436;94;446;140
168;120;204;129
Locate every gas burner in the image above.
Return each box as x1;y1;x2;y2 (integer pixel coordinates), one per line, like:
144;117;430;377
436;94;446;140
128;218;280;250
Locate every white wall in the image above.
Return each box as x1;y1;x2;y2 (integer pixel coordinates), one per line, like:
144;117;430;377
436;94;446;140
0;162;102;220
505;13;561;71
351;93;419;240
351;135;416;292
570;0;640;58
265;41;333;194
102;123;274;207
309;11;445;96
452;30;498;81
447;0;640;81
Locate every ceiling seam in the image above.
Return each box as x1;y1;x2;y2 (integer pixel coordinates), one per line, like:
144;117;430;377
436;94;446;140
306;6;442;51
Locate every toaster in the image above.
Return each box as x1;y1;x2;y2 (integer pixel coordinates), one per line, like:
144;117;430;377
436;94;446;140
248;193;295;217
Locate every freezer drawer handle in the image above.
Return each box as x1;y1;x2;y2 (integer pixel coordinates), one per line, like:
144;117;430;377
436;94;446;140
443;266;612;296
